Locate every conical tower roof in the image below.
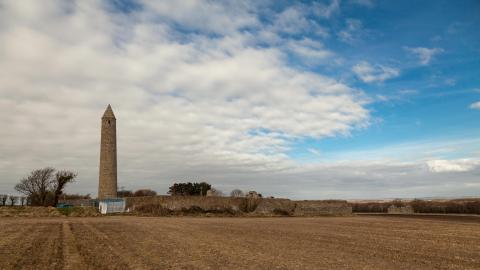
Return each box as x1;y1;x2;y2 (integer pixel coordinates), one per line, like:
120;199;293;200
102;104;116;119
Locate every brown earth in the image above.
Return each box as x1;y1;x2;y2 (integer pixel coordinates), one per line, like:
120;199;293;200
0;215;479;270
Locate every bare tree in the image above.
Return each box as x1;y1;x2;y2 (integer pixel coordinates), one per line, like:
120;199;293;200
0;195;7;206
230;189;244;197
207;188;224;197
15;167;55;206
53;170;77;206
20;196;26;206
9;196;17;206
14;167;77;206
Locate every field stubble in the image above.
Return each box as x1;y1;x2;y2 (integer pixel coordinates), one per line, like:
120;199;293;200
0;215;479;269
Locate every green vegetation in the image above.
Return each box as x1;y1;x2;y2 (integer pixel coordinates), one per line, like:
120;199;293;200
168;182;212;196
352;199;480;214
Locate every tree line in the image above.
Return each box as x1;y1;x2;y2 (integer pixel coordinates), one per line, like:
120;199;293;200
117;189;158;198
0;194;27;206
8;167;263;207
351;199;480;214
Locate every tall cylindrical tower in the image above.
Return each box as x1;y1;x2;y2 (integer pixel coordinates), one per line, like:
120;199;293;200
98;104;117;199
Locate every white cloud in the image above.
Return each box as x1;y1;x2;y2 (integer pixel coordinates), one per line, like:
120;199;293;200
447;22;464;34
398;89;418;95
0;1;369;197
405;47;444;65
337;19;363;44
352;61;400;83
350;0;375;8
286;38;334;64
470;102;480;110
308;148;321;156
427;159;480;173
313;0;341;19
374;89;418;104
140;1;259;35
1;1;478;200
444;78;456;86
269;5;330;38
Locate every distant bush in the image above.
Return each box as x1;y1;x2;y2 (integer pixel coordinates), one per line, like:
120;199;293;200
181;206;204;214
273;208;291;216
319;200;349;204
57;206;100;217
117;190;134;198
239;198;260;213
135;204;172;216
168;182;211;196
133;189;157;197
410;199;480;214
134;203;238;216
59;194;91;200
230;189;244;197
352;199;480;214
351;202;390;213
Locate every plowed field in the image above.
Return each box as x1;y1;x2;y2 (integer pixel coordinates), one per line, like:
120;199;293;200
0;215;479;269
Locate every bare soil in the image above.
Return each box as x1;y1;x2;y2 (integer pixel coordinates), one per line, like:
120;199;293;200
0;215;479;270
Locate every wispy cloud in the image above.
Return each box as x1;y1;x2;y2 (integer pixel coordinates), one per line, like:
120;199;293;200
337;19;364;44
286;38;334;64
352;61;400;83
447;22;465;34
308;148;321;156
404;47;444;65
375;89;418;104
427;159;480;173
313;0;341;19
470;102;480;110
350;0;375;8
398;89;418;96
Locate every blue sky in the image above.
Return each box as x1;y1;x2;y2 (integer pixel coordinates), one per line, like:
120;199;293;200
283;0;480;163
0;0;479;199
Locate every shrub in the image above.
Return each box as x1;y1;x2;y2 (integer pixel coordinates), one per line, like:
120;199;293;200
273;208;291;216
351;202;390;213
353;199;480;214
239;198;260;212
135;204;172;216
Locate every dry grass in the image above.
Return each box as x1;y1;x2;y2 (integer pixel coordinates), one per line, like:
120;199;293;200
0;215;479;269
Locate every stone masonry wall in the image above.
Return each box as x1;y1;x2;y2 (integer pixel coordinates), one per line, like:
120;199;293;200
293;200;352;216
125;196;352;216
125;195;246;213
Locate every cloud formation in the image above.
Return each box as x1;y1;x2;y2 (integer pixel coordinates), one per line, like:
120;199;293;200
405;47;444;65
338;19;364;44
313;0;341;19
352;61;400;83
350;0;375;8
0;1;478;199
0;1;371;197
470;102;480;110
427;159;480;173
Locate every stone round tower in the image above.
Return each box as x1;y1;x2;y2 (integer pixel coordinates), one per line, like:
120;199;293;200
98;104;117;199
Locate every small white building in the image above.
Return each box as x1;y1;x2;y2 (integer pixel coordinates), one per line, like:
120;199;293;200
98;198;126;214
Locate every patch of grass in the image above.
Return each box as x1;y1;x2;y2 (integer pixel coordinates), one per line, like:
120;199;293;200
57;206;100;217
